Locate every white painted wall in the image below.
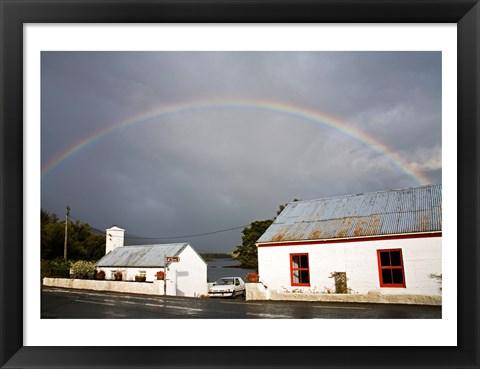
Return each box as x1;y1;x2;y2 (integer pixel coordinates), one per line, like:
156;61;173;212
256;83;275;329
170;245;208;297
105;226;125;254
257;236;442;296
99;267;163;283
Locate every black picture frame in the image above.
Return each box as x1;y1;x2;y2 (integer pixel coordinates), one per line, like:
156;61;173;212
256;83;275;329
1;1;479;368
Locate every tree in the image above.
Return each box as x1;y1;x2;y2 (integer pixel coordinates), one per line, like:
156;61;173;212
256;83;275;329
234;220;273;269
276;198;300;216
42;221;66;260
83;234;106;261
233;199;300;269
41;209;59;255
41;209;105;261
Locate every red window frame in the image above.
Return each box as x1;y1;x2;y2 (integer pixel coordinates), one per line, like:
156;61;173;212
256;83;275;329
290;253;310;287
377;249;406;288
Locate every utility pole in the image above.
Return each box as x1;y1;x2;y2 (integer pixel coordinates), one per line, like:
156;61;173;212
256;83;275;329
64;205;70;260
164;255;168;296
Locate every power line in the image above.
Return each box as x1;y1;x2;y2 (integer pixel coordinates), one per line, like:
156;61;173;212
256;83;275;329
68;214;249;240
125;225;249;240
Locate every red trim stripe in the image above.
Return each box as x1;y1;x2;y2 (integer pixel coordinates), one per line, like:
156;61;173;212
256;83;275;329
257;232;441;247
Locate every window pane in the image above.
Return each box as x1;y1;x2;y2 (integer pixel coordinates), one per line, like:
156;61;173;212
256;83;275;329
292;255;299;268
392;269;404;284
382;269;392;284
293;270;300;283
300;255;309;268
300;270;309;284
390;251;402;266
380;252;390;266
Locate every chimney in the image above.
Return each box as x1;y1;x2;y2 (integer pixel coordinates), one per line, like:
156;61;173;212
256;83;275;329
105;225;125;254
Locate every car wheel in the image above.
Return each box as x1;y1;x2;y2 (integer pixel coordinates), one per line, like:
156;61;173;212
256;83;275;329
231;291;236;299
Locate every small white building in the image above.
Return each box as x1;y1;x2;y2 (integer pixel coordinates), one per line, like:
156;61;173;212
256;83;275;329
96;226;208;297
256;184;442;301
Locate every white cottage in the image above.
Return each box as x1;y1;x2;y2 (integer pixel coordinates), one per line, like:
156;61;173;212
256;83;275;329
256;184;442;300
96;226;208;297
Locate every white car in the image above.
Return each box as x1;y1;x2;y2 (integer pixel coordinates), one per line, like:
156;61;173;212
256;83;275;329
208;277;246;298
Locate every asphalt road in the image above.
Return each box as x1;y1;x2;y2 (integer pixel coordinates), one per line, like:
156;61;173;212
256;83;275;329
41;287;441;319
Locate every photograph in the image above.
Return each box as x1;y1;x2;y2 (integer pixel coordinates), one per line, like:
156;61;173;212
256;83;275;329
1;0;479;368
40;51;444;320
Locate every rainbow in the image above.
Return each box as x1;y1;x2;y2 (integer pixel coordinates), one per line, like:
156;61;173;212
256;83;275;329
41;99;431;185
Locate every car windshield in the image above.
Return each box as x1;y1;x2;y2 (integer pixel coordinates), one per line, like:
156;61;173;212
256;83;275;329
215;278;234;285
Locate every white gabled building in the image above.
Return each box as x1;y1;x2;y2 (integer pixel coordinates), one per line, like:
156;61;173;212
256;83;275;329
255;184;442;301
96;226;208;297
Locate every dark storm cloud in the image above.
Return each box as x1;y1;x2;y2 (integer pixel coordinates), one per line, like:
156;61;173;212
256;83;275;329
41;51;442;252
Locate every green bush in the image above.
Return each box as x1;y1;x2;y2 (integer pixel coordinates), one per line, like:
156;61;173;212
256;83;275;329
41;258;72;278
70;260;97;279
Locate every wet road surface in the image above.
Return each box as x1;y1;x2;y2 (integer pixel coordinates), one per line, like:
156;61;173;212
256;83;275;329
41;287;441;319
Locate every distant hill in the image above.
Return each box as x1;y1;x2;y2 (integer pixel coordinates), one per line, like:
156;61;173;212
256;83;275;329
199;252;233;261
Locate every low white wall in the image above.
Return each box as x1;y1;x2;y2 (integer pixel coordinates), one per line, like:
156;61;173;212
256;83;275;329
44;278;440;305
245;283;441;305
43;278;165;296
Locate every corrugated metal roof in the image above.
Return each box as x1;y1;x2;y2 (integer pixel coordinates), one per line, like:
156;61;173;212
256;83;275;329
257;184;442;244
96;243;189;267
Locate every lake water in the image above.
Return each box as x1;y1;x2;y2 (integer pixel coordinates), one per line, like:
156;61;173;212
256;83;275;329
206;258;257;282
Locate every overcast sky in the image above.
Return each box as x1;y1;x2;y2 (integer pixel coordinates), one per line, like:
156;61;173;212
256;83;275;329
41;51;441;253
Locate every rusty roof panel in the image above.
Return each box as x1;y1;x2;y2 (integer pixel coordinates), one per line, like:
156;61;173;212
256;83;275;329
257;184;442;243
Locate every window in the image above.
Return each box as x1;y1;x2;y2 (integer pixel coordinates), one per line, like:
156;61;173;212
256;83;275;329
377;249;406;287
290;253;310;286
